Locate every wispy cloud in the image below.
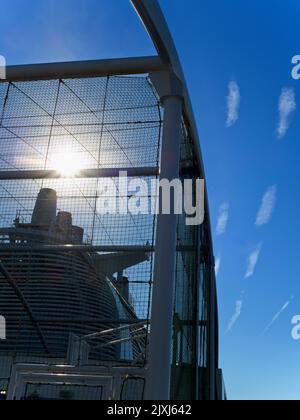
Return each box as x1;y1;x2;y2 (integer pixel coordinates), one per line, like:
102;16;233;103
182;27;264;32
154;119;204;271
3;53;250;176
227;292;244;333
216;202;230;236
277;87;296;139
263;296;294;334
226;81;240;127
245;244;262;279
256;185;277;227
215;255;221;276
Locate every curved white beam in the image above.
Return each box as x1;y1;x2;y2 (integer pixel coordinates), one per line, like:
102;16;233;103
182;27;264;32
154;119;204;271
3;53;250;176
131;0;215;258
131;0;183;78
131;0;205;175
131;0;218;401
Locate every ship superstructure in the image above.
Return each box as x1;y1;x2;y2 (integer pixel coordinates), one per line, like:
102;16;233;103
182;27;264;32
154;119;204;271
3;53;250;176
0;188;147;360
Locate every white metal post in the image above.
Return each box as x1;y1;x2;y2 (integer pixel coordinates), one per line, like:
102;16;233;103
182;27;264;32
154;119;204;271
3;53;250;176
146;71;183;400
208;264;217;400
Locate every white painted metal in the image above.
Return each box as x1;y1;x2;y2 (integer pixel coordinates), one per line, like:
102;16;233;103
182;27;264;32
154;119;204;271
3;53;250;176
132;0;218;399
145;87;183;400
0;56;164;83
0;167;159;181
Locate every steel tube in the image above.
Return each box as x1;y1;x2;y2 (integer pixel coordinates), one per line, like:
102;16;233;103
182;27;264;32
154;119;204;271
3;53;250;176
146;94;183;400
1;56;165;83
0;167;159;181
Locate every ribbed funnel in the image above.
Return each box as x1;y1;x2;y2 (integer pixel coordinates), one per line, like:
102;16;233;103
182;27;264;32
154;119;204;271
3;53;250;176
31;188;57;226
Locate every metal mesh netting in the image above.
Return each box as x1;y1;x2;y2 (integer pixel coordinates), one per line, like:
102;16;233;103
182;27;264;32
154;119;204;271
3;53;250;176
0;78;161;170
170;124;211;400
0;76;162;364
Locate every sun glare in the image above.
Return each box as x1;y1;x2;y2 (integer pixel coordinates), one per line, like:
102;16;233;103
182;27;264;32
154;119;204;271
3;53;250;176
53;152;84;177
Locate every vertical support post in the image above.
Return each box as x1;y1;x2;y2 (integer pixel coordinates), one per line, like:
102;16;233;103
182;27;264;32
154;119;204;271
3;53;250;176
208;265;217;400
146;71;183;400
205;257;217;400
194;224;202;400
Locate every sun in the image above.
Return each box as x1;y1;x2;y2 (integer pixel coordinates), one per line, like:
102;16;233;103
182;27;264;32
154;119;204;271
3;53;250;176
52;151;84;177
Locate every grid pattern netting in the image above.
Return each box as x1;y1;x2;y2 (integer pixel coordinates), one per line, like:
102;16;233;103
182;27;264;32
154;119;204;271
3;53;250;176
0;77;161;171
0;76;161;363
171;124;209;400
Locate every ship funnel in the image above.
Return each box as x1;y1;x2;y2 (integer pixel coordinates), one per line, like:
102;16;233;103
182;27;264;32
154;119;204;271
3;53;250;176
31;188;57;226
56;211;72;236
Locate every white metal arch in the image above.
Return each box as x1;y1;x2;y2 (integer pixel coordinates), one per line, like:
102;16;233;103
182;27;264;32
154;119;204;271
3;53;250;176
131;0;218;401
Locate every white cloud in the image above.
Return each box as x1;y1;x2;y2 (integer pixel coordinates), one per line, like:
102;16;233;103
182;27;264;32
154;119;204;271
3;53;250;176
245;244;262;279
256;185;277;227
216;202;229;236
226;81;240;127
227;293;244;333
263;296;294;334
215;255;221;276
277;87;296;139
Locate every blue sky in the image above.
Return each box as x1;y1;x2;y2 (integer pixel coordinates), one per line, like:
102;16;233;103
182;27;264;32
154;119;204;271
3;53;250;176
1;0;300;400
